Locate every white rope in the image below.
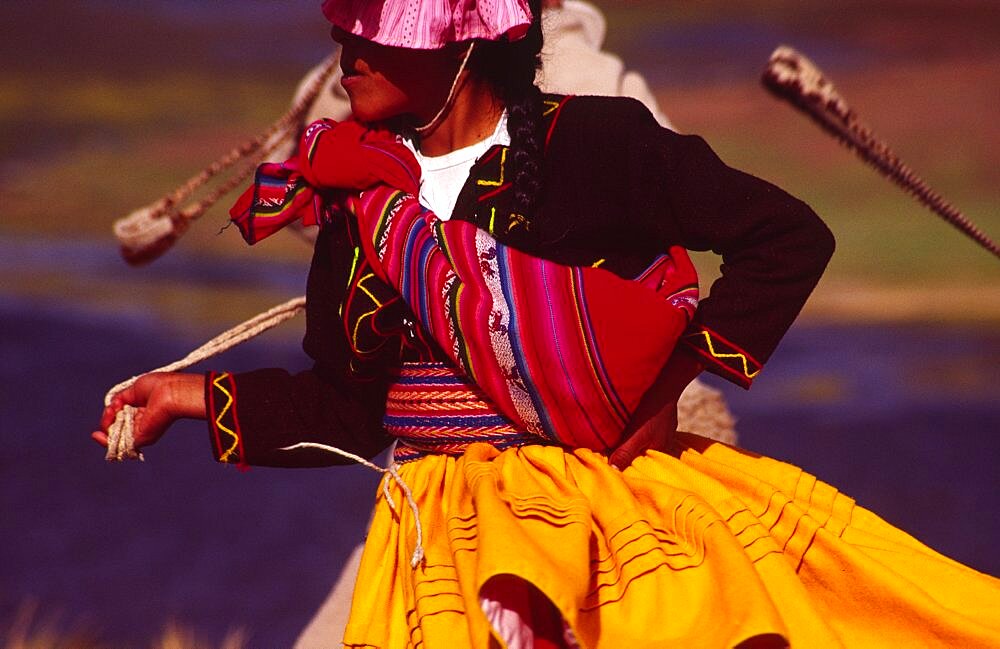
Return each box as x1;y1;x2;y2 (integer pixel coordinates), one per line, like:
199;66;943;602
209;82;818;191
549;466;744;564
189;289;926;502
114;53;340;266
101;295;427;569
762;45;1000;259
279;442;425;569
103;295;307;461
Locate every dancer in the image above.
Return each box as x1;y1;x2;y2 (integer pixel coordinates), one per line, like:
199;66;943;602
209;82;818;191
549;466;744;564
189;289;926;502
291;3;705;646
95;1;1000;646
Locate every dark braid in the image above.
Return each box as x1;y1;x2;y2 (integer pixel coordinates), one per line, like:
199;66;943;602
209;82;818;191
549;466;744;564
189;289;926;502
468;0;545;218
507;85;544;219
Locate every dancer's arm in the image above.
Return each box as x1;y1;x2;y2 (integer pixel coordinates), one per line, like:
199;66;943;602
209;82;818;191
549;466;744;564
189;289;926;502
94;364;393;468
95;227;395;467
544;96;835;388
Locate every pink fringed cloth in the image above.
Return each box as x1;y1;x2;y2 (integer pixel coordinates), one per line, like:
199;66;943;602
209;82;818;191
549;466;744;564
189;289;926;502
231;120;699;453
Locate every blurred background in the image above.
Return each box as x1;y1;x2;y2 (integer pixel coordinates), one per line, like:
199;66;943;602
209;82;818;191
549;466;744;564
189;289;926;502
2;1;998;646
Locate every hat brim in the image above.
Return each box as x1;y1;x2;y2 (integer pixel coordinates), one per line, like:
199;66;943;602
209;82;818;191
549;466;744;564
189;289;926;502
322;0;533;50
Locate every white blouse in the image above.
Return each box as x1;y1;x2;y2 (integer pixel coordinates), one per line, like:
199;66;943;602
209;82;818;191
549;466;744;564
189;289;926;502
402;112;510;221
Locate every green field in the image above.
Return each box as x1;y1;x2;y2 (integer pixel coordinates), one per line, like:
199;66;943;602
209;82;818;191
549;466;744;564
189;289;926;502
1;1;997;327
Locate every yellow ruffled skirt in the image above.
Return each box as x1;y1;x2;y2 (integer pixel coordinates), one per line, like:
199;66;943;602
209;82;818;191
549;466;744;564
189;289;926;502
343;433;1000;648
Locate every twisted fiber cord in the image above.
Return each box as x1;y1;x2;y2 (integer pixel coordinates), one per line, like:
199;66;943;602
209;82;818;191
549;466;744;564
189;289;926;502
280;442;425;569
387;402;503;414
165;53;338;207
103;295;306;461
114;123;298;264
115;53;340;264
399;365;456;375
100;295;426;567
181;136;287;221
762;46;1000;260
387;389;483;398
413;42;477;135
387;390;489;403
393;428;521;439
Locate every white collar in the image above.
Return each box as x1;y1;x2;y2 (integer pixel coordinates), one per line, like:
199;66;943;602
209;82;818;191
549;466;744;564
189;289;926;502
403;111;510;171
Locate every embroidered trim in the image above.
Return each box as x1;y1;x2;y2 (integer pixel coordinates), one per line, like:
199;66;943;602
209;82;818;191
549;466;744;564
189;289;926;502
683;326;762;388
339;217;435;377
208;371;246;465
543;95;572;150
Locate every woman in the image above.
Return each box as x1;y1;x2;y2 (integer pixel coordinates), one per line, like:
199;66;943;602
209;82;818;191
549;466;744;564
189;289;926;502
95;1;1000;647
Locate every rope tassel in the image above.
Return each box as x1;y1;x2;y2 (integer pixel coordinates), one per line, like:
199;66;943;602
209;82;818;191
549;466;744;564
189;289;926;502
114;54;340;266
762;45;1000;260
280;443;425;569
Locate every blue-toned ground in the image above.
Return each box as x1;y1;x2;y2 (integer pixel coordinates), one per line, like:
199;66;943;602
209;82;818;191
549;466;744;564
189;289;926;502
2;292;997;647
1;1;998;644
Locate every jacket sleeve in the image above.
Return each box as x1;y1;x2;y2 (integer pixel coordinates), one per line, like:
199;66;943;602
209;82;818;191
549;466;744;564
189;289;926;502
626;101;834;387
204;224;394;467
553;97;833;387
205;364;391;468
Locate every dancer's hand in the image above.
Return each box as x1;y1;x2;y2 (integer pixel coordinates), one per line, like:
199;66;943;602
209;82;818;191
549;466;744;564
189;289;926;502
610;348;704;469
92;372;207;450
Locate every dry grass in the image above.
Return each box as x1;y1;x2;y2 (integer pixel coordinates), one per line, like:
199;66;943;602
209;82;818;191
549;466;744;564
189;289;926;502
3;601;246;649
666;54;1000;317
1;1;997;324
2;601;98;649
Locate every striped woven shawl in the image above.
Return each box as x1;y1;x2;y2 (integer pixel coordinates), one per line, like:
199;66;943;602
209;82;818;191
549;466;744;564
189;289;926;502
231;119;698;451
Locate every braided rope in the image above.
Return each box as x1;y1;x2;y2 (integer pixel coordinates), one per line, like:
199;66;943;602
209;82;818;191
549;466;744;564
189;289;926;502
101;295;428;568
279;442;425;568
115;53;340;265
762;45;999;260
103;296;307;461
174;126;292;223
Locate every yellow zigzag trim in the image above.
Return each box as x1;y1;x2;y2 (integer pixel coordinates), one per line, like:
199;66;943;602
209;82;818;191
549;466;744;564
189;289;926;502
212;372;240;462
690;331;761;379
356;273;384;306
542;99;560;116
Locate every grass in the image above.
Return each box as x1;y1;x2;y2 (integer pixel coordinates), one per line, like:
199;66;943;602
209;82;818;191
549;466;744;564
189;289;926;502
1;2;997;324
2;601;245;649
663;55;1000;316
0;268;307;339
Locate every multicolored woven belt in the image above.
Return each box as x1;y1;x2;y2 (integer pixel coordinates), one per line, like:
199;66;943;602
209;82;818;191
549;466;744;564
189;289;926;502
385;362;550;463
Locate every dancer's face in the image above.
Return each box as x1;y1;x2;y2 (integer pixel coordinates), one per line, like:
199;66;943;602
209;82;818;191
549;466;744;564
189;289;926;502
333;27;462;126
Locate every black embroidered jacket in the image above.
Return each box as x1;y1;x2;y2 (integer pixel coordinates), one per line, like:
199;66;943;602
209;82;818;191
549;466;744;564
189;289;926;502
205;95;834;468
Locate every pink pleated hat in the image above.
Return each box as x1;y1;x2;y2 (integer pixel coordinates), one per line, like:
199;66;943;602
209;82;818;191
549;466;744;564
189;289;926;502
322;0;533;50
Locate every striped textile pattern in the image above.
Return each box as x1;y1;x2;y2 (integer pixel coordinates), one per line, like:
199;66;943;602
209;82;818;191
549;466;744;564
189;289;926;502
386;362;545;462
350;181;698;452
229;118;700;453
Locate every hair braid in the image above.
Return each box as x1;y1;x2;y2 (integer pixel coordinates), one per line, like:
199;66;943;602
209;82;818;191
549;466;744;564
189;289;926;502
507;77;543;217
469;0;544;217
